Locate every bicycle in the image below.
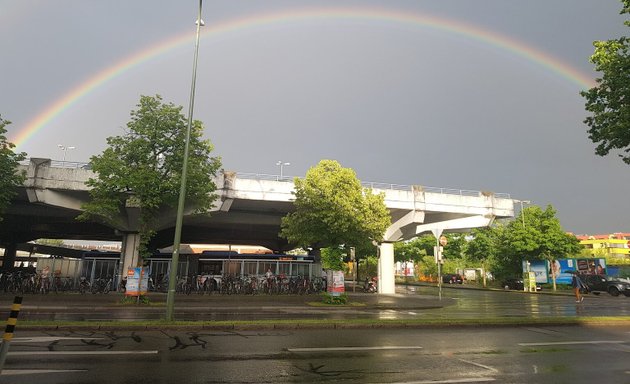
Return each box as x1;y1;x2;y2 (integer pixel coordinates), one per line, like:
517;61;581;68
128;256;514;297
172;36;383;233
90;277;112;294
78;277;90;294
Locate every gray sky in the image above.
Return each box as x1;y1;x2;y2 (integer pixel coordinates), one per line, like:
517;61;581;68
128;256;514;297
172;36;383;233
1;0;628;235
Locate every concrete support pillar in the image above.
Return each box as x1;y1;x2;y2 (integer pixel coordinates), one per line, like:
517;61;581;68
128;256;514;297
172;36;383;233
119;233;141;278
377;242;395;294
1;243;17;271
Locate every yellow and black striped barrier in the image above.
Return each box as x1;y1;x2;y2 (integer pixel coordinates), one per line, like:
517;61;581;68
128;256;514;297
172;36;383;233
3;296;22;342
0;296;23;374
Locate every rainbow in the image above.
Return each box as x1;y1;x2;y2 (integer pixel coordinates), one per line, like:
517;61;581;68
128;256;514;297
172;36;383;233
12;6;596;150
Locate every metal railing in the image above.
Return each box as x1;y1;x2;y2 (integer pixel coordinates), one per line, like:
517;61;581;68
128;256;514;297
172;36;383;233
236;172;511;199
24;161;510;199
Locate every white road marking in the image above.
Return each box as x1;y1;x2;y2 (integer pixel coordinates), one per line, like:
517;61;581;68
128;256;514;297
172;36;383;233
288;346;423;352
9;350;158;356
12;337;104;343
523;327;563;336
1;369;87;376
458;359;498;373
519;340;627;346
389;379;495;384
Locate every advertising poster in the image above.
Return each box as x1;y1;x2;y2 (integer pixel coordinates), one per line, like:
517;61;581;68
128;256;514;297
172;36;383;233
522;260;548;284
125;267;149;296
574;258;607;275
550;259;576;285
327;270;345;296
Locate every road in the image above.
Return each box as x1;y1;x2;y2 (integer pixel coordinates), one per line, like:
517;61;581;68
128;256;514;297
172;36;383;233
410;285;630;319
2;325;629;383
6;284;630;322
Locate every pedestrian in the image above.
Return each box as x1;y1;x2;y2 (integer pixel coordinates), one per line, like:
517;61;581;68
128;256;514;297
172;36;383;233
572;272;584;303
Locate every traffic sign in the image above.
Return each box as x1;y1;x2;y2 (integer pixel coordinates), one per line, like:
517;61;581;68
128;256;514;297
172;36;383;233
439;236;448;246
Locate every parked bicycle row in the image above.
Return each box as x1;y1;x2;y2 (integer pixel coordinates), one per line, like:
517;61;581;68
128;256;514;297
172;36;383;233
1;269;327;296
139;274;327;295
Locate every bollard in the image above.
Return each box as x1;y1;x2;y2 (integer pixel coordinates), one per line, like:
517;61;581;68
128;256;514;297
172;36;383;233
0;296;23;375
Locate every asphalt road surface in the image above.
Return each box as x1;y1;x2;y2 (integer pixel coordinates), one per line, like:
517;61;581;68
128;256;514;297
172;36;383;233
2;325;629;383
6;284;630;322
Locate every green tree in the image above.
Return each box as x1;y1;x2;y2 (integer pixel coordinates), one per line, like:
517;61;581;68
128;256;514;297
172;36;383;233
394;235;435;264
465;226;502;285
495;206;582;285
320;246;347;271
581;1;630;164
79;95;221;258
466;227;499;264
442;233;466;261
0;116;27;221
280;160;391;260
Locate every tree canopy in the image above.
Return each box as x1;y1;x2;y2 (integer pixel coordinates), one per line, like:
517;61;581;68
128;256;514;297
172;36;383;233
0;116;26;221
280;160;391;255
79;95;221;256
468;206;581;279
581;0;630;164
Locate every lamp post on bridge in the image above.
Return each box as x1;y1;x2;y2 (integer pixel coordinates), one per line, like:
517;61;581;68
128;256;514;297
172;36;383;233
57;144;76;162
513;199;531;227
276;161;290;180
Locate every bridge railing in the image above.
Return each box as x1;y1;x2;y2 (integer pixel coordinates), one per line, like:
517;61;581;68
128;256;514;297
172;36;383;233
27;163;510;199
19;160;90;169
236;172;510;199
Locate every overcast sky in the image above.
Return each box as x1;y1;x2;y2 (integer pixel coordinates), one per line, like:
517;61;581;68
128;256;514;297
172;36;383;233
1;0;628;235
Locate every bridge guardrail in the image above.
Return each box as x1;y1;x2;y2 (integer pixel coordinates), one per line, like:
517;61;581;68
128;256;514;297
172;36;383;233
25;162;510;199
236;173;510;199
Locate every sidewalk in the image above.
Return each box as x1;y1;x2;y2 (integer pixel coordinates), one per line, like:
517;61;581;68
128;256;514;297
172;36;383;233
0;288;447;312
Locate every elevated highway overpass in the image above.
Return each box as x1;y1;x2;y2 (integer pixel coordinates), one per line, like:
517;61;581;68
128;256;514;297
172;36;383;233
0;158;515;293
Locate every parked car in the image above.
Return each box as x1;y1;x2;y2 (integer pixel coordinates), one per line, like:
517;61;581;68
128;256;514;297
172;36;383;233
442;274;463;284
501;278;542;291
579;274;630;297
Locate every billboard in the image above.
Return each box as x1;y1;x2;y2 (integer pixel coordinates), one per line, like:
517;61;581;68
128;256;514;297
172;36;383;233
549;259;576;285
523;258;607;285
547;258;606;285
522;260;549;284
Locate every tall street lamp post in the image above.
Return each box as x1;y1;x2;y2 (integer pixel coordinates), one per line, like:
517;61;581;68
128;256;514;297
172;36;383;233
514;199;531;227
276;161;290;180
166;0;204;321
57;144;75;162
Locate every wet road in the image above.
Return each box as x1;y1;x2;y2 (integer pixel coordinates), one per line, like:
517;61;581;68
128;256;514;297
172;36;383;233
5;284;630;322
409;285;630;319
2;325;630;383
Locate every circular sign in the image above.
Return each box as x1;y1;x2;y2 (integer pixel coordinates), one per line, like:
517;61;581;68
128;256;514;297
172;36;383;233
439;236;448;246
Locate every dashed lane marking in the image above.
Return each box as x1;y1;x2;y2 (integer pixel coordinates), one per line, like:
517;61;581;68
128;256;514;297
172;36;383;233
287;346;423;352
12;337;105;343
8;350;158;356
518;340;627;346
2;369;87;375
388;379;495;383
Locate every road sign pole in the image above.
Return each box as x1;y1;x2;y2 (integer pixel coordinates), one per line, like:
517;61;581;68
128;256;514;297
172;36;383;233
431;228;444;300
